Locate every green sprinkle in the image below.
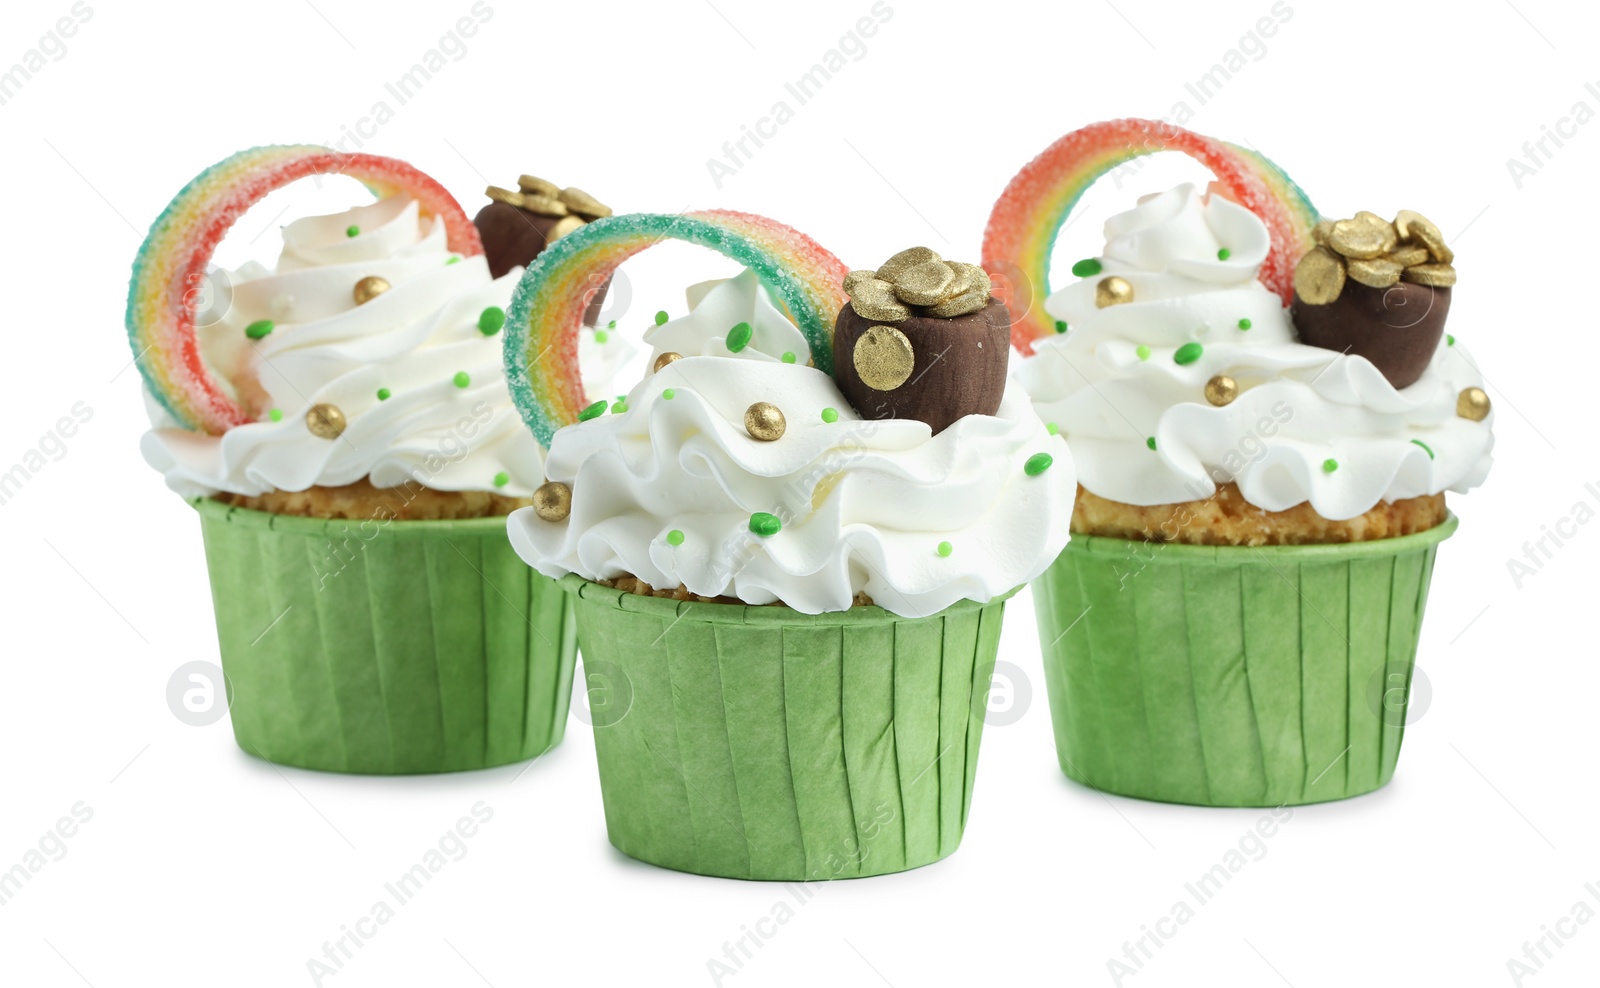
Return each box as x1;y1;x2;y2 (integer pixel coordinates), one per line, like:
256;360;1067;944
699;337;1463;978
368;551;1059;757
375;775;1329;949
578;400;608;421
594;329;609;344
608;320;618;329
666;529;685;546
1447;334;1455;346
453;371;471;389
654;310;669;326
245;319;274;340
446;256;461;265
611;402;628;415
781;351;797;364
1173;342;1204;366
1055;320;1069;334
1136;344;1152;361
267;408;283;422
493;471;510;488
1217;248;1231;261
1146;437;1157;451
937;541;953;558
821;407;839;423
376;387;391;401
726;321;753;353
1411;439;1435;460
662;388;676;400
1237;318;1252;331
749;512;782;537
478;306;506;336
1071;258;1103;278
1023;452;1054;476
1322;458;1339;473
1046;422;1059;436
346;225;360;238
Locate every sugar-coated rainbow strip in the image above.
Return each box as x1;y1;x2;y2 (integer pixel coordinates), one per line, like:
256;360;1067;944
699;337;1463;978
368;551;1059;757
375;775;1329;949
504;210;847;448
982;119;1320;354
126;145;483;434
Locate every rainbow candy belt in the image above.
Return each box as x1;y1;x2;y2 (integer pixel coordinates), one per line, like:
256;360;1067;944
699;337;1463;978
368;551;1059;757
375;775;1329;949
126;145;482;434
982;118;1320;355
503;210;847;448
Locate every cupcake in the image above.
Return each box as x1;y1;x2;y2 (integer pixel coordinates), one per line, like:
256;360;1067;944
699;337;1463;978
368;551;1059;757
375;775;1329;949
984;120;1493;806
501;211;1073;878
129;147;617;774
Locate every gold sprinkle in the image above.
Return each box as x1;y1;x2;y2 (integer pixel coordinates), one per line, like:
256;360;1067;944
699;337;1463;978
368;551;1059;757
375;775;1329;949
305;403;347;440
744;401;786;441
1095;275;1135;308
546;214;586;242
485;185;526;209
653;351;683;373
533;481;572;522
353;275;391;305
1457;386;1490;422
1293;246;1346;305
853;324;915;391
1204;375;1239;407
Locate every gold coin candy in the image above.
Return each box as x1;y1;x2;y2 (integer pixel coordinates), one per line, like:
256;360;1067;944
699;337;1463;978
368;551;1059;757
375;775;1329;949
852;324;916;391
846;248;993;321
1294;209;1456;305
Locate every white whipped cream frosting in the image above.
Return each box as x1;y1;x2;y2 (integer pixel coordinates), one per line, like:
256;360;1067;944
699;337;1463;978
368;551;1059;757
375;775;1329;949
142;196;621;499
1021;184;1494;519
509;272;1074;616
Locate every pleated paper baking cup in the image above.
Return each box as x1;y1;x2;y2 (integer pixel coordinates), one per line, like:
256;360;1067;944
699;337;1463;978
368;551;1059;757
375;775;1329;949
193;498;577;774
1032;515;1457;807
561;576;1015;880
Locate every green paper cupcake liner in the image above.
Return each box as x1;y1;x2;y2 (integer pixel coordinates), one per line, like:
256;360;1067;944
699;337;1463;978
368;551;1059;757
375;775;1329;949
560;576;1015;880
1033;515;1457;807
193;498;577;774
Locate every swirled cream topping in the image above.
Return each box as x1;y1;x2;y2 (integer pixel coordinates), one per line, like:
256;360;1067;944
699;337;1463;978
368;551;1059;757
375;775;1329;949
142;196;620;498
1021;184;1493;518
509;272;1074;616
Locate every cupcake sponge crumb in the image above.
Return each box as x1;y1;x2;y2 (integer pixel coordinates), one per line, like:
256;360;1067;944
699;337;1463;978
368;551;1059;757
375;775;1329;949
1072;483;1447;546
218;478;531;520
601;573;875;609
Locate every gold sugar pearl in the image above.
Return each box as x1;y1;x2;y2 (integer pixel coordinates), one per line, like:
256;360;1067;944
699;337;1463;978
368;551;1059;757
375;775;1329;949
1204;375;1239;407
653;351;683;373
305;403;348;440
744;402;786;442
1457;386;1491;422
1095;276;1134;308
853;324;915;391
353;276;390;305
533;481;572;522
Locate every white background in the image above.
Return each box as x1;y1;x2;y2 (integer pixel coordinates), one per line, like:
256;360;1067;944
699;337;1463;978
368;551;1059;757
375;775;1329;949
1;0;1596;985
